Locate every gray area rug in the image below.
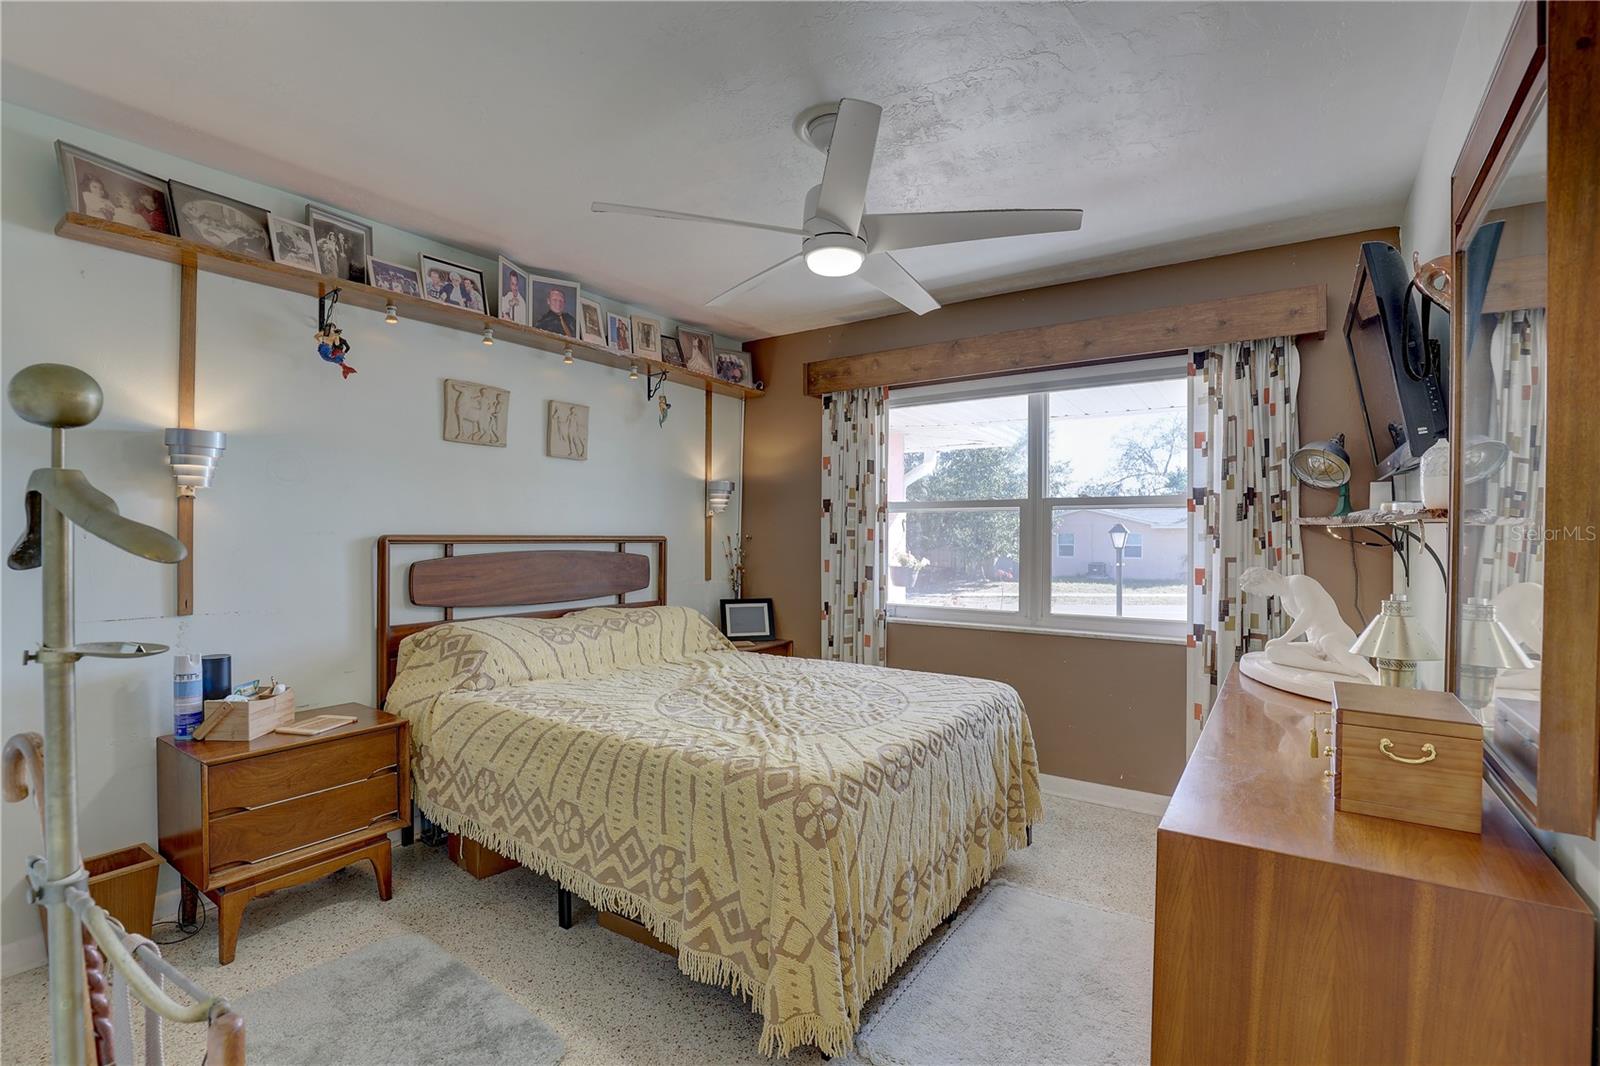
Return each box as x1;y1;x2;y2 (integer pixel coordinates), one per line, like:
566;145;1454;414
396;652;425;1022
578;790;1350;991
853;880;1153;1065
238;933;565;1065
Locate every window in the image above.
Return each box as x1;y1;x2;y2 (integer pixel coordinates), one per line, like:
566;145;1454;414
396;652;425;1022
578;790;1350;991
887;357;1188;639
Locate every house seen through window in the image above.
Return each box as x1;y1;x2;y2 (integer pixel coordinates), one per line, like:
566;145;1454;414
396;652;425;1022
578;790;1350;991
886;358;1189;638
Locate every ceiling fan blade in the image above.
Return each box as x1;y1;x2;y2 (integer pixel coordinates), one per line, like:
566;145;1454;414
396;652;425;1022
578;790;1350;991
814;99;881;234
592;202;805;238
865;208;1084;253
857;252;940;316
706;253;804;306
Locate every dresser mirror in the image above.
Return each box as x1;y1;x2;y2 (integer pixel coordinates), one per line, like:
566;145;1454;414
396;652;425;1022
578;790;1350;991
1447;0;1598;837
1452;99;1546;802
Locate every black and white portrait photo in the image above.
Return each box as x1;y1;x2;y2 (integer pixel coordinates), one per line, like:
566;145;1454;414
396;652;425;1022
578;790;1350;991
678;328;716;376
307;206;373;283
632;315;661;356
579;298;605;345
368;257;423;297
56;142;173;234
530;275;580;338
498;258;530;326
168;181;271;260
268;216;321;272
419;254;487;312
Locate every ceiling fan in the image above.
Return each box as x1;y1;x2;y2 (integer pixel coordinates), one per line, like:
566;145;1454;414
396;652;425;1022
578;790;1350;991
592;98;1084;316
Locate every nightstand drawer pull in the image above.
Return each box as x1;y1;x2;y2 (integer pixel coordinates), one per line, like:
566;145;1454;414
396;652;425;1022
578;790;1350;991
1379;737;1437;765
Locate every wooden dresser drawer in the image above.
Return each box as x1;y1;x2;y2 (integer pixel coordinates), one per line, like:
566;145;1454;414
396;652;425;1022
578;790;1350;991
208;730;399;814
209;772;400;871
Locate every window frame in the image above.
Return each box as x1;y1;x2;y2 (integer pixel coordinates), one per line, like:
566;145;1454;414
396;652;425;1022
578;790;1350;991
887;356;1189;641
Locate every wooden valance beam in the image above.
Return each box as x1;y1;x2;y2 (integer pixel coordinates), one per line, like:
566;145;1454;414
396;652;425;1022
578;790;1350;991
803;283;1327;397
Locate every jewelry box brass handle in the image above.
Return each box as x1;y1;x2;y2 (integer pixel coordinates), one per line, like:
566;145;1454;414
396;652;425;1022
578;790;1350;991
1379;737;1437;765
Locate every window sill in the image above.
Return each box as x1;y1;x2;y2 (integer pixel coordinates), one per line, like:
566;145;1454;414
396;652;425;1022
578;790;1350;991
887;616;1187;646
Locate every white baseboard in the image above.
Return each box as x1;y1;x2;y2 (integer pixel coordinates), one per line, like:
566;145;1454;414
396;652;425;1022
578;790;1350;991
2;887;183;978
1037;772;1170;817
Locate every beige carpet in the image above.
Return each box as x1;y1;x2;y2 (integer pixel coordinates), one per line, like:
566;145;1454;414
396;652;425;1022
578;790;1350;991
0;792;1158;1065
851;881;1153;1065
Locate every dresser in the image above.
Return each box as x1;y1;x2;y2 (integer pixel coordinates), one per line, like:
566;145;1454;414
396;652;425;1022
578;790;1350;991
1152;670;1593;1065
157;704;409;963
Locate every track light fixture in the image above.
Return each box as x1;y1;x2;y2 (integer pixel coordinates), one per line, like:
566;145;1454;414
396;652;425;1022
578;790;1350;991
481;328;494;346
384;303;398;325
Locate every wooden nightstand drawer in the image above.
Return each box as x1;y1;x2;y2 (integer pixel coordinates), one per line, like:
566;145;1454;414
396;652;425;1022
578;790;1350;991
209;730;399;814
209;772;400;871
158;704;409;964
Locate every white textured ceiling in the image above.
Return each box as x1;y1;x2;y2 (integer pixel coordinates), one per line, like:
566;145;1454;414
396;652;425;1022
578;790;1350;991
1;2;1470;339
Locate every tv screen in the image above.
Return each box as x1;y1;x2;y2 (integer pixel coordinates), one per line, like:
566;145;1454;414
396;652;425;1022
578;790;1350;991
1343;242;1450;479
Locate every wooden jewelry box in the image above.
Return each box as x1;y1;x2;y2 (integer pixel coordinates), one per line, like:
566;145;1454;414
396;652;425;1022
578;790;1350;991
1332;682;1484;833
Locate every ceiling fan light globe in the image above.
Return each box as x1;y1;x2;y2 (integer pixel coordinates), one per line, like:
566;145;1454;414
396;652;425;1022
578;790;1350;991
802;233;867;277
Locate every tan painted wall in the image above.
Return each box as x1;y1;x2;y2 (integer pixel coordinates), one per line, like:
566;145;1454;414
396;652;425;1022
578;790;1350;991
742;229;1398;794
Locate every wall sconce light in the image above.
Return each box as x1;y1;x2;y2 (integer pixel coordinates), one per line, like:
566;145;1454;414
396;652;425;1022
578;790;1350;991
384;303;398;325
163;428;226;498
563;347;574;365
1350;593;1441;688
706;479;735;517
481;328;494;346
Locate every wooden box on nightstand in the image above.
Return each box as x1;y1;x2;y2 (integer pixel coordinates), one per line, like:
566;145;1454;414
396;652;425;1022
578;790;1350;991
157;703;409;963
734;638;793;656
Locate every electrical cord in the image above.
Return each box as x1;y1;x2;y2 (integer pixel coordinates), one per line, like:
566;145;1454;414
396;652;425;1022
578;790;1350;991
150;893;210;947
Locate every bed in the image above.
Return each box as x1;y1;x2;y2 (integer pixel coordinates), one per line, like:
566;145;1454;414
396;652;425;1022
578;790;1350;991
376;535;1041;1056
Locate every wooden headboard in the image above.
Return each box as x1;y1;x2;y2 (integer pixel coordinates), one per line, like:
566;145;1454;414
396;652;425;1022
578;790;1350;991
374;534;666;704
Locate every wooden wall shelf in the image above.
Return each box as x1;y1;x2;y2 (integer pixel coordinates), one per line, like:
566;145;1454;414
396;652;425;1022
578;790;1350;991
54;213;759;399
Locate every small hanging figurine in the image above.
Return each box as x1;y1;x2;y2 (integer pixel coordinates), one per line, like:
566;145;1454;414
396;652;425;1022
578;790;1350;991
657;391;671;427
314;323;357;379
314;288;357;379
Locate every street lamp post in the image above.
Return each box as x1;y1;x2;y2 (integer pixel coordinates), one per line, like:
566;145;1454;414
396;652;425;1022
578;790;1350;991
1107;522;1129;617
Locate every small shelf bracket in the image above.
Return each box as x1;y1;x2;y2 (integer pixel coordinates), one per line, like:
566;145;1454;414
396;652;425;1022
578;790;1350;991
645;367;671;400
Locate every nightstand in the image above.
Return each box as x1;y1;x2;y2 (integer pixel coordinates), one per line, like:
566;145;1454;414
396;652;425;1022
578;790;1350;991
156;704;408;964
735;638;793;656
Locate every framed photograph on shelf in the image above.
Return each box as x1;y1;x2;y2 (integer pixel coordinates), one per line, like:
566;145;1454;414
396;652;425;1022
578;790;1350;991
715;349;753;387
678;328;716;375
529;275;580;338
419;254;488;312
368;256;422;297
659;335;685;367
498;257;530;326
631;315;662;356
306;205;373;284
720;598;774;641
168;180;272;260
267;216;321;272
608;313;632;354
56;141;173;234
579;298;606;345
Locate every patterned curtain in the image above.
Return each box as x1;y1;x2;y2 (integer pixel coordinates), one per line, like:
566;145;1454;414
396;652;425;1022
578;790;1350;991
821;388;889;664
1476;309;1546;595
1186;337;1303;748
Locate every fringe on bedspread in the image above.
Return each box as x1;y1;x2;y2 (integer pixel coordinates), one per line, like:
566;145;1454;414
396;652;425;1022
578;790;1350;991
415;794;1041;1058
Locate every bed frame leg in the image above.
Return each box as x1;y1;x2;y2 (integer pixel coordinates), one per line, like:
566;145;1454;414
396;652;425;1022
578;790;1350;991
1026;825;1033;847
558;888;574;929
400;803;415;847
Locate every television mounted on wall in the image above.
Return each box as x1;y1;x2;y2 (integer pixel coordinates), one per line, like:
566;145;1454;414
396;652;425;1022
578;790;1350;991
1343;240;1450;479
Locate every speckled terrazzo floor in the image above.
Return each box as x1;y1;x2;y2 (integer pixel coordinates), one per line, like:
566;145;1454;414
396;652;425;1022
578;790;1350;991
0;793;1158;1065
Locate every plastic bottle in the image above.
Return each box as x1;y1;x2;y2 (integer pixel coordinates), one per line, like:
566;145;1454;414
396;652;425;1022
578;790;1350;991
173;654;203;740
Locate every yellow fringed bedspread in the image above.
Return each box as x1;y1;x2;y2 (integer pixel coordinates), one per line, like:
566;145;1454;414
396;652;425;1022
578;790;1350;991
384;606;1040;1056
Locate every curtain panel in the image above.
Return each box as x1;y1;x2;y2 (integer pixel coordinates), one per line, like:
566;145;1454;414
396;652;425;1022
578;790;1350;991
1186;337;1303;748
1479;309;1547;595
821;388;889;664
